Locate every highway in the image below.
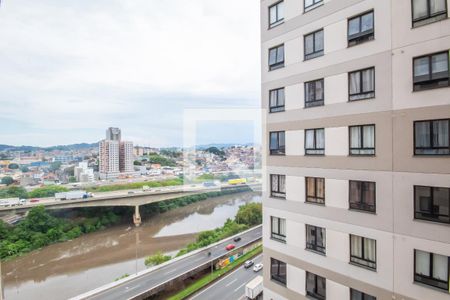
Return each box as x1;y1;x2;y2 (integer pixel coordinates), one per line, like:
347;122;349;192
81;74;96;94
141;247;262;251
73;225;262;300
189;254;263;300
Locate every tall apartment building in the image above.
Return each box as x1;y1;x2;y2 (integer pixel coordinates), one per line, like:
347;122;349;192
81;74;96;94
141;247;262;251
99;127;134;179
261;1;450;299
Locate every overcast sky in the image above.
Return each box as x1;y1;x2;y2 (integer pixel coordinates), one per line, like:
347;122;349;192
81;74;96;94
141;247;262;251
0;0;260;147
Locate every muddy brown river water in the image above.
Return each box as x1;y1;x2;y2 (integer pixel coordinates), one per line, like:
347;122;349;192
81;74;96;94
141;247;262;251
1;192;261;300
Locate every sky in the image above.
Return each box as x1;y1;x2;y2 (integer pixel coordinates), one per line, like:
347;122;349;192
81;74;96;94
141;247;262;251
0;0;261;147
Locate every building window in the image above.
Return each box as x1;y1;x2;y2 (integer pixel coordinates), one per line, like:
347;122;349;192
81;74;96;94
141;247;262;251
269;88;285;113
414;249;449;291
305;79;324;107
270;174;286;199
305;128;325;155
414;119;450;155
271;258;287;285
350;235;377;270
349;67;375;101
413;51;449;91
271;216;286;242
306;272;326;300
412;0;447;27
269;1;284;28
349;125;375;156
306;224;326;254
270;131;285;155
414;185;450;224
269;44;285;71
304;29;324;60
306;177;325;204
349;181;376;213
304;0;323;12
350;289;376;300
348;11;374;46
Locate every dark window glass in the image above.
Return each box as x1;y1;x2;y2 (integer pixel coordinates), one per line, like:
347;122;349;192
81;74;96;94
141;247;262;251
349;125;375;155
414;249;449;291
414;185;450;224
305;128;325;155
304;30;324;60
271;258;287;285
350;289;377;300
271;216;286;242
269;1;284;28
269;131;285;155
306;272;326;300
348;11;374;46
269;88;285;113
270;174;286;198
414;119;450;155
306;177;325;204
413;52;449;91
305;79;324;107
304;0;323;12
350;235;377;270
269;44;285;71
349;181;376;213
349;68;375;101
412;0;447;27
306;224;326;254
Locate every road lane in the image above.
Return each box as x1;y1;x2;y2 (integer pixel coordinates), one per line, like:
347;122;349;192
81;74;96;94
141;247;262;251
74;226;262;300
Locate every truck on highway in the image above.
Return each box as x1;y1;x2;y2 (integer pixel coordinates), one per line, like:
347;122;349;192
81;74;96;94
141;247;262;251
227;178;247;185
245;275;263;299
0;198;26;207
55;191;91;201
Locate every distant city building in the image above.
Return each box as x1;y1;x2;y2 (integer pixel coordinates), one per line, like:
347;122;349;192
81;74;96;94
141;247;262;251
74;162;94;182
133;146;145;157
53;155;73;164
99;127;134;179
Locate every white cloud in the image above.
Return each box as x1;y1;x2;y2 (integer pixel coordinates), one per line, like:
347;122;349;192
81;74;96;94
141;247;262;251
0;0;260;146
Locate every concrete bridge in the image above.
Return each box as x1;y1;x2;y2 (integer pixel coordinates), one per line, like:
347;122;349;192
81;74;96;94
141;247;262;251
0;183;261;226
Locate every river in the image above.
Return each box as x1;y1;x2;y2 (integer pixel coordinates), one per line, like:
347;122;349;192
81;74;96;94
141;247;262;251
1;191;261;300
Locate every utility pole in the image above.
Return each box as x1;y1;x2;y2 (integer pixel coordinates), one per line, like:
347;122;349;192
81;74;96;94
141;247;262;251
0;260;3;300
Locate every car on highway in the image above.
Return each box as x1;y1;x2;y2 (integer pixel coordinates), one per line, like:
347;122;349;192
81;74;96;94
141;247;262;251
233;236;241;242
30;199;40;203
128;191;135;195
244;260;254;269
225;244;235;251
253;263;263;272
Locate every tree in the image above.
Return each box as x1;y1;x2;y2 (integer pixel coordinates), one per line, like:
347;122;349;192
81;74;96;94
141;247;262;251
0;186;27;199
1;176;14;185
8;163;19;169
145;251;171;266
148;154;176;167
49;161;62;171
20;166;30;173
28;185;68;198
133;160;142;166
68;176;77;183
235;202;262;226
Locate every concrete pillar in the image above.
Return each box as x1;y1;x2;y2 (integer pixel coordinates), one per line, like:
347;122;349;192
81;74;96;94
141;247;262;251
0;260;3;300
133;205;141;227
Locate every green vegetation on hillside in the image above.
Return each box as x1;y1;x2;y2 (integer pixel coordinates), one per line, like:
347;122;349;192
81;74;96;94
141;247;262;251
148;154;176;167
145;251;172;266
28;185;69;198
204;147;225;156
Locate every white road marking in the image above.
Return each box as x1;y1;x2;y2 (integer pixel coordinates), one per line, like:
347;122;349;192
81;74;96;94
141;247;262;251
234;282;246;292
225;279;237;287
164;268;178;275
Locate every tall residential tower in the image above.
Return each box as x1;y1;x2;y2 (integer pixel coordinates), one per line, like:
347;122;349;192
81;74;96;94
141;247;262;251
99;127;134;179
261;1;450;299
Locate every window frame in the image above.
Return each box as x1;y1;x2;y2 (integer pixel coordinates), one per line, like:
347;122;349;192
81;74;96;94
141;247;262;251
305;177;325;205
347;10;375;47
349;180;376;213
305;128;325;155
349;124;376;156
304;0;324;12
414;185;450;224
271;216;286;242
270;174;286;199
306;271;326;300
348;67;376;101
350;235;377;270
413;119;450;156
304;29;324;61
306;224;326;255
269;131;286;155
414;249;450;291
413;51;450;91
350;288;377;300
269;1;284;29
411;0;448;28
268;44;285;71
304;79;325;108
271;258;287;285
269;87;285;113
